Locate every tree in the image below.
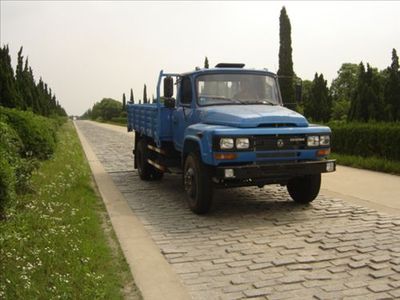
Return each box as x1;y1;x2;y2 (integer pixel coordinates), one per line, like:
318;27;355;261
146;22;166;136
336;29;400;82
0;45;22;108
143;84;147;104
130;88;134;103
204;57;209;69
277;6;295;110
122;93;126;110
348;63;384;121
90;98;122;121
13;46;66;116
330;63;359;120
384;48;400;121
303;73;331;122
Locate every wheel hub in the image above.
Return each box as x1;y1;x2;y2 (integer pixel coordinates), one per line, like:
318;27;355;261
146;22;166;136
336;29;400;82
184;167;195;196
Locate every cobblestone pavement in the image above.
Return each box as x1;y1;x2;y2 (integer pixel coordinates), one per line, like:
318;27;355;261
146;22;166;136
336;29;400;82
77;121;400;300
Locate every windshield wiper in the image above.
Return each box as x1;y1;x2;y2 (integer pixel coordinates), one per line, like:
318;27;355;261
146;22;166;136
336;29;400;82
202;96;245;104
243;99;276;105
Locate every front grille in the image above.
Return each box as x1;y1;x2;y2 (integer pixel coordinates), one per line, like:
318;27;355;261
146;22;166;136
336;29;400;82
254;135;306;151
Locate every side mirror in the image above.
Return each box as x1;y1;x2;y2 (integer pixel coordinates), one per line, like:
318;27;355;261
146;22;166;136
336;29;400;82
295;82;302;103
164;97;176;109
164;76;174;98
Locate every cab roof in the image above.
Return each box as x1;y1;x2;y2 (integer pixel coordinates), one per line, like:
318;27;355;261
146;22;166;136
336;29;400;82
181;67;277;78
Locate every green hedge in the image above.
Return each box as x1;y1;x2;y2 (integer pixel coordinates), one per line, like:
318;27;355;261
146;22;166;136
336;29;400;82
0;107;59;160
0;148;16;214
329;122;400;161
0;107;63;212
110;116;126;125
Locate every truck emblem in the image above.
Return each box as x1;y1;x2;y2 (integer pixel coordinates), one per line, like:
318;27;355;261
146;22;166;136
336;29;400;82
290;137;305;142
277;139;284;148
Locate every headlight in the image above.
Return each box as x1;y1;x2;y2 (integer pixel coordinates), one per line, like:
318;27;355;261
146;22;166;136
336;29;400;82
320;135;330;146
307;136;319;147
236;138;250;149
220;138;234;149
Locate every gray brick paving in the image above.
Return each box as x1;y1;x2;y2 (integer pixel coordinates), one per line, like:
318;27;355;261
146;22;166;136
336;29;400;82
77;121;400;300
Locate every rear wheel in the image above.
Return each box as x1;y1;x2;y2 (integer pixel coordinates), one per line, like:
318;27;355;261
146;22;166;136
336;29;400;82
287;174;321;204
183;153;213;214
136;139;164;181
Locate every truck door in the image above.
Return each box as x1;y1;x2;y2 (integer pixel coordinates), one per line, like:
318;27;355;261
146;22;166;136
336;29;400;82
172;76;194;151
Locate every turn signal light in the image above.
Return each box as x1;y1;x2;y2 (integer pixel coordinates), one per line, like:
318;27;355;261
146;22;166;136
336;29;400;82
214;153;237;160
317;149;331;156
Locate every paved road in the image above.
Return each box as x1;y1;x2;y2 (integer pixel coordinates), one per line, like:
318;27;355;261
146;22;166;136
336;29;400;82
76;121;400;300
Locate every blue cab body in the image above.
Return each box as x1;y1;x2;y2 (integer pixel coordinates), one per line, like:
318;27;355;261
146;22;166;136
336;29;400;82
127;66;336;213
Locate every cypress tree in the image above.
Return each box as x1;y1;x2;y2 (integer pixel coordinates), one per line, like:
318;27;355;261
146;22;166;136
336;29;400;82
277;6;295;110
122;93;126;110
348;63;366;121
204;57;209;69
0;45;22;108
13;46;66;116
143;84;147;104
304;73;331;122
349;63;383;121
384;48;400;120
130;88;134;103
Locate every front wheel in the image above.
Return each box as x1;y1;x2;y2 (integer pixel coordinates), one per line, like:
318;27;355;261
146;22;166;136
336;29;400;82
183;153;213;214
287;174;321;204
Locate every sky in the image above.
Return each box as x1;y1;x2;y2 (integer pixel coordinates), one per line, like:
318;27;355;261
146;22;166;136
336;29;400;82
1;1;399;116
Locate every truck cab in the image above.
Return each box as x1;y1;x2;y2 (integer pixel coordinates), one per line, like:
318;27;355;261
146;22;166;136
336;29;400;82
127;63;336;214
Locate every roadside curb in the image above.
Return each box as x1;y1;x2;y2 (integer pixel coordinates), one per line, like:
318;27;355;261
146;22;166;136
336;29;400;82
74;122;191;300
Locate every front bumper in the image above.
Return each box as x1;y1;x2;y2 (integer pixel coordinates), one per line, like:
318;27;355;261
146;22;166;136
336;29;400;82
215;160;336;181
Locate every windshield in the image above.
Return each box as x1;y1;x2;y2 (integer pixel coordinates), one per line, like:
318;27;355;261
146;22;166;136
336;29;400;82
196;73;280;106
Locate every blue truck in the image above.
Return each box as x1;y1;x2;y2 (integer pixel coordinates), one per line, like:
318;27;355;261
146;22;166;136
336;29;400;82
127;63;336;214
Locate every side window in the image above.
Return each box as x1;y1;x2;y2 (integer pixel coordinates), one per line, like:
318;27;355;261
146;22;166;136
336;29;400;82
180;77;193;105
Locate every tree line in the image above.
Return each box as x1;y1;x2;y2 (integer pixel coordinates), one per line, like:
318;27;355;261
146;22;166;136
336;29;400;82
81;84;157;121
277;7;400;123
0;45;66;117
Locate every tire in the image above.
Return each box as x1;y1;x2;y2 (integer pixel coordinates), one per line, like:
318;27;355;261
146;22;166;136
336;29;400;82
183;153;213;214
136;139;164;181
287;174;321;204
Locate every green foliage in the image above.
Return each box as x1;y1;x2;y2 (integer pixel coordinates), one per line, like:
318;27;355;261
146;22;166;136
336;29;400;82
0;45;22;108
110;116;127;125
330;63;359;121
90;98;122;121
348;63;384;122
0;107;58;160
303;73;331;122
331;99;350;121
0;148;16;214
330;63;359;103
278;6;295;110
0;121;36;195
329;121;400;161
383;49;400;121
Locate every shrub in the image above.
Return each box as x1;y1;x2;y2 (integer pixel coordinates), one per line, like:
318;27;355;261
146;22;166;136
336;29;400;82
0;107;58;159
0;120;23;155
0;121;37;197
0;148;16;214
329;122;400;161
110;116;126;125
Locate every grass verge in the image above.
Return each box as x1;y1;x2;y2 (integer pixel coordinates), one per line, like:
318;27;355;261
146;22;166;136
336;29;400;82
330;152;400;175
0;121;141;299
